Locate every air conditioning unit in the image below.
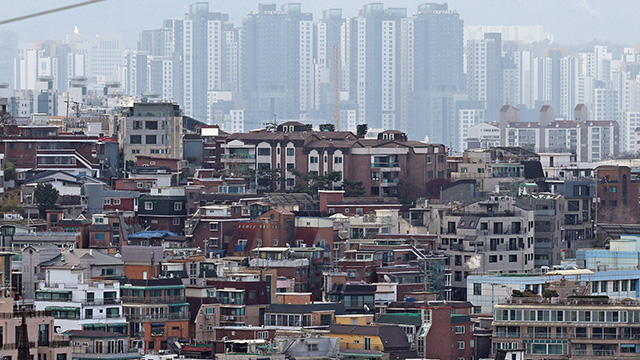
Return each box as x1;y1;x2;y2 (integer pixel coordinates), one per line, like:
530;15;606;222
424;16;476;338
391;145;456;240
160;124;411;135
224;316;229;320
229;316;235;321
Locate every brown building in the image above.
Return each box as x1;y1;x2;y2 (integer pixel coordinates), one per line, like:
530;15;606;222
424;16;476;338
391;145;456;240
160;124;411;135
221;122;448;197
227;209;296;256
596;165;640;223
419;305;475;360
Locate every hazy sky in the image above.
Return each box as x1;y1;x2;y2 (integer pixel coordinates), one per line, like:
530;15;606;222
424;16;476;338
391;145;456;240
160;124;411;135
2;0;636;48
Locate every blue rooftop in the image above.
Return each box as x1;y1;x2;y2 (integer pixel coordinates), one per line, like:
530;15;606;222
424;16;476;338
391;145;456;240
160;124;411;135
128;231;177;239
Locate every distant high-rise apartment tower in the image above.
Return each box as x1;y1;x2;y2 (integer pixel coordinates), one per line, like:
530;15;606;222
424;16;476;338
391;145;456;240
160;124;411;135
182;3;231;121
241;4;313;125
467;33;503;120
411;3;464;143
341;4;406;131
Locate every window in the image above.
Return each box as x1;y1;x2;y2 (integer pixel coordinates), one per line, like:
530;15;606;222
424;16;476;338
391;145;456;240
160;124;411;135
173;218;181;226
258;148;270;156
38;324;49;347
113;198;121;205
455;326;465;334
146;135;157;144
94;233;105;241
286;148;295;156
145;121;158;130
106;308;119;318
334;157;343;164
133;121;143;130
509;255;517;262
209;222;218;231
130;135;142;144
174;202;183;211
371;172;380;181
610;186;617;193
145;202;153;210
103;198;111;205
458;341;465;349
473;283;482;296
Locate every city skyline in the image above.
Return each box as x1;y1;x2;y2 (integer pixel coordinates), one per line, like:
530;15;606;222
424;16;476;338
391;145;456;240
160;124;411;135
5;0;640;47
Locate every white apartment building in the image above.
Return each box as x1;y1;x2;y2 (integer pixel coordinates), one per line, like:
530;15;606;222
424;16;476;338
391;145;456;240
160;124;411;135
34;267;126;334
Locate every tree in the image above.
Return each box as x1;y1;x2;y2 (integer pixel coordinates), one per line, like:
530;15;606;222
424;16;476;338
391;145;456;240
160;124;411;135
356;124;368;137
343;179;366;197
4;160;15;182
319;124;335;132
33;183;59;218
290;169;342;195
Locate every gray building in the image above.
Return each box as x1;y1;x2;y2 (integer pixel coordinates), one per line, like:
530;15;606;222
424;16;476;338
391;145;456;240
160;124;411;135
411;3;464;143
516;193;568;267
439;196;535;300
241;4;313;125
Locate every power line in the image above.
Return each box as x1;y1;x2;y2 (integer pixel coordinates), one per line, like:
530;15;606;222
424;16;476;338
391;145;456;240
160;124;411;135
0;0;107;26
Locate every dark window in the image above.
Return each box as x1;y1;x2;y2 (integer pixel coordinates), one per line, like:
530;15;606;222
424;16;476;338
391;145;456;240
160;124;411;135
38;324;49;347
509;255;517;262
258;148;271;156
145;135;157;144
145;121;158;130
130;135;142;144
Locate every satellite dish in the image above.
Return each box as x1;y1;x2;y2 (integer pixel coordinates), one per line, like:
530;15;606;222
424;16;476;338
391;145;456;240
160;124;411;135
364;304;370;312
423;135;430;144
383;274;391;283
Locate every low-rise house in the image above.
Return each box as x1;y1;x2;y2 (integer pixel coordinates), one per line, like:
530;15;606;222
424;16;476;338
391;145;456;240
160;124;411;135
264;292;344;327
66;330;141;360
121;278;190;352
327;323;417;359
327;283;375;314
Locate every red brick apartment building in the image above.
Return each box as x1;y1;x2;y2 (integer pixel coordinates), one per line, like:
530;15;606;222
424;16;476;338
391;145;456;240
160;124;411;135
220;121;448;197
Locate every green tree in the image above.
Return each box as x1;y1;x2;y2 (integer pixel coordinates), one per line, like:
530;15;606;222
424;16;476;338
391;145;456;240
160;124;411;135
319;123;335;132
34;183;59;218
343;179;366;197
356;124;368;137
290;169;342;195
3;160;15;182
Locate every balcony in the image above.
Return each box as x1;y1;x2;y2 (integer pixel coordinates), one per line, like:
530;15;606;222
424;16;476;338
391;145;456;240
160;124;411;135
83;298;121;306
371;162;399;168
126;312;190;321
70;347;140;359
121;296;185;304
221;154;255;163
570;350;616;357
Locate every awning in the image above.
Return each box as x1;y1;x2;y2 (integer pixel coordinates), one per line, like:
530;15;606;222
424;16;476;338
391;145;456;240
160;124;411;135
122;285;185;290
168;303;190;307
83;323;106;329
107;323;127;327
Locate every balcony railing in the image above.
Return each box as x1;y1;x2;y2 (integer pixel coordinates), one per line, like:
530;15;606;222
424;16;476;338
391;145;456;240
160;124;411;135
121;296;185;304
221;154;255;161
570;350;615;357
83;299;121;306
126;312;190;321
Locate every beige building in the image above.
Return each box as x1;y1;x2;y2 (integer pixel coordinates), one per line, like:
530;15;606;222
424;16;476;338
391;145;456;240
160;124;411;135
493;278;640;359
118;102;183;163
